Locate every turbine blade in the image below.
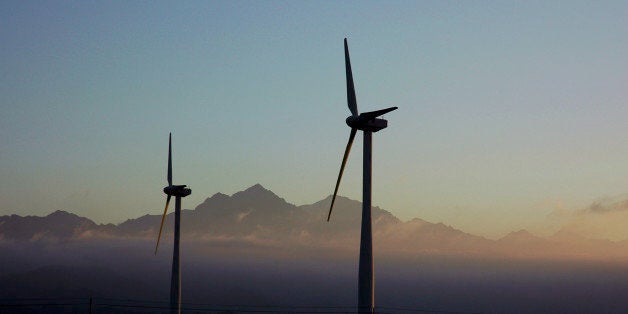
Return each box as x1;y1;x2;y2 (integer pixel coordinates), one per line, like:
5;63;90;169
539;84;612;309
167;133;172;186
328;128;357;221
344;38;358;116
154;195;171;255
359;106;398;120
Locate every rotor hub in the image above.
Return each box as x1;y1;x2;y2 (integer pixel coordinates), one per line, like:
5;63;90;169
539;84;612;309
163;185;192;197
346;116;388;132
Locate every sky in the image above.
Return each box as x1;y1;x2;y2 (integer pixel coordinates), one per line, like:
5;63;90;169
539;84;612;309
1;1;627;239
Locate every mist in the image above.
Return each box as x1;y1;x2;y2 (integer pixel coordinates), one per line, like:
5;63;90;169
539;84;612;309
2;238;628;313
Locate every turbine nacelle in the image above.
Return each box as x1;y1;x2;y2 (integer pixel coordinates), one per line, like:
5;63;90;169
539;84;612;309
346;106;398;132
346;114;389;132
163;185;191;197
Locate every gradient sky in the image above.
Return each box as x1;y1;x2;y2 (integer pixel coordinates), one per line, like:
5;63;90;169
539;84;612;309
1;1;627;238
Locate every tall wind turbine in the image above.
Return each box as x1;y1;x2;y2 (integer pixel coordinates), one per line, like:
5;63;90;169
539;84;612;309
155;133;191;314
327;38;398;314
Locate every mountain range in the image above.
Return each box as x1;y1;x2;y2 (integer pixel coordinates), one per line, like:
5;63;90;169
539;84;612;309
2;184;628;261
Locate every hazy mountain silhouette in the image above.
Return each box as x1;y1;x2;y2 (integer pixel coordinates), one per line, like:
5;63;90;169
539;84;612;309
3;184;628;260
0;210;116;242
377;217;493;255
116;184;403;248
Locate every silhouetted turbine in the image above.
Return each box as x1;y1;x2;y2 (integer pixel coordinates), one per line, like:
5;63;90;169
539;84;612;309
155;133;191;314
327;38;397;314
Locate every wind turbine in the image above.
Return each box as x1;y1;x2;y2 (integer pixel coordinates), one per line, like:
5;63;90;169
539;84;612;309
155;133;191;314
327;38;397;314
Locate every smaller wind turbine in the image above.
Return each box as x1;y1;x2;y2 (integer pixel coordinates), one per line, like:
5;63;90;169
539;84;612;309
327;38;397;314
155;133;191;314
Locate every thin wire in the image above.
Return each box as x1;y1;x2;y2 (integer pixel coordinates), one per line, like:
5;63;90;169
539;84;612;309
0;297;482;314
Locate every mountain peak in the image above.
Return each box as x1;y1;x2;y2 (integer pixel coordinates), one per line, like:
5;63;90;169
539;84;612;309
193;184;296;215
233;184;280;200
510;229;535;237
316;194;354;206
243;183;268;193
47;210;76;218
45;210;93;225
497;229;550;248
46;210;95;224
406;217;431;226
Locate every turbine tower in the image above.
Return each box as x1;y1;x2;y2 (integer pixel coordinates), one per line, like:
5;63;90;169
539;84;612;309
155;133;191;314
327;38;397;314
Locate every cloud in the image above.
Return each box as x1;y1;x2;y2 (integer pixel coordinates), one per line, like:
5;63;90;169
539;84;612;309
585;198;628;214
551;194;628;241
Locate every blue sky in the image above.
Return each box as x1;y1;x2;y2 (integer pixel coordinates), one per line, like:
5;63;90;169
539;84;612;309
1;1;627;238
